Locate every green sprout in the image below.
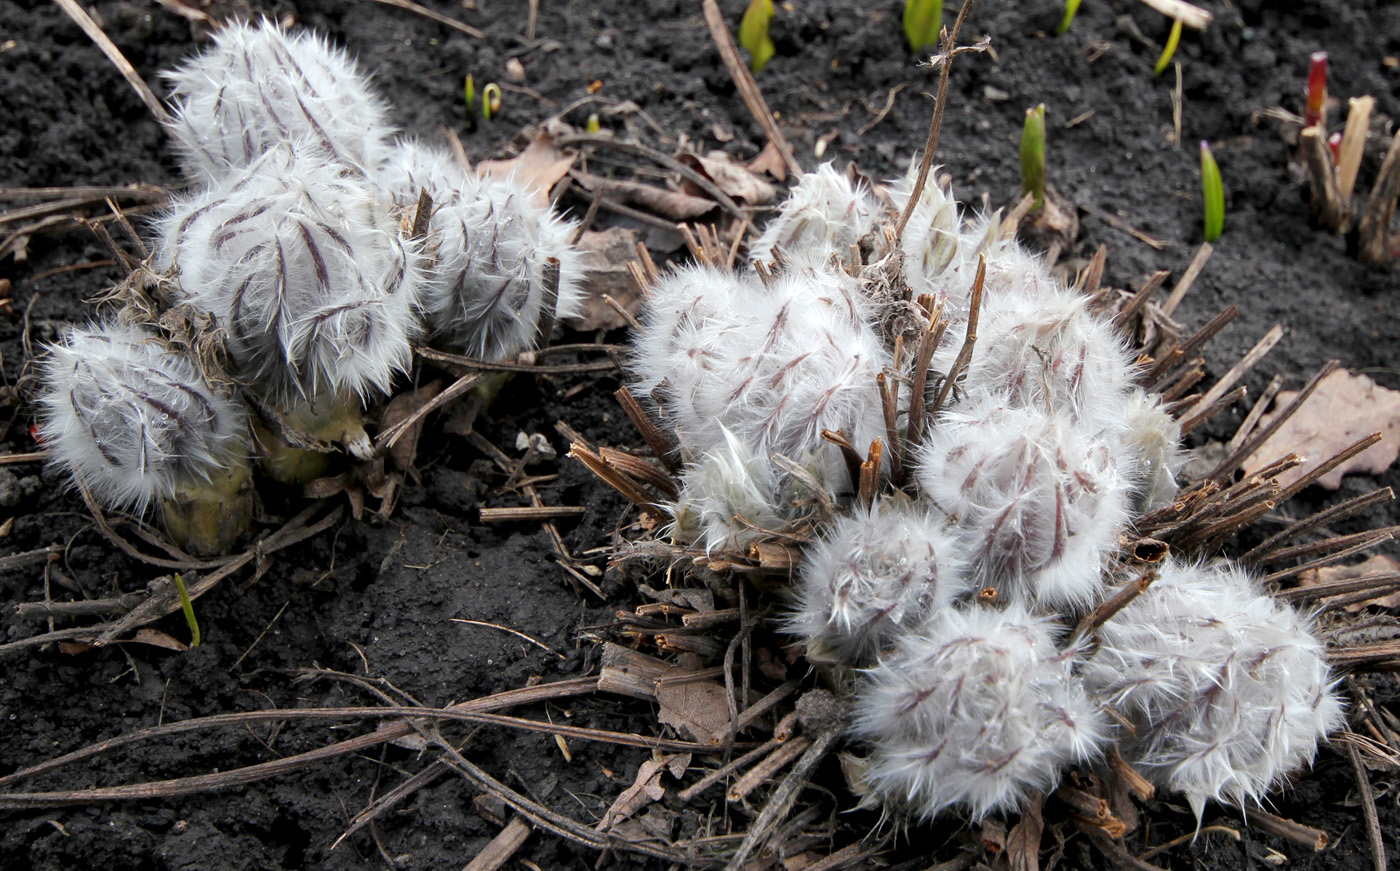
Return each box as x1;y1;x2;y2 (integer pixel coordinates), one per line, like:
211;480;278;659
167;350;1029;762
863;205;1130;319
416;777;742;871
739;0;776;75
1055;0;1082;36
903;0;943;54
585;113;601;134
173;573;201;648
1154;18;1183;76
1200;140;1224;242
464;74;476;111
1021;104;1047;211
482;82;502;121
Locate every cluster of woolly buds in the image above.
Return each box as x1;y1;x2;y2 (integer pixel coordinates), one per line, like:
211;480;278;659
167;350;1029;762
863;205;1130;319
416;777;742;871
1083;560;1345;819
1116;389;1183;512
376;140;584;360
156;142;423;403
630;263;756;403
749;164;882;270
38;321;247;512
163;19;392;181
852;605;1106;821
917;397;1129;609
788;494;968;667
944;287;1134;437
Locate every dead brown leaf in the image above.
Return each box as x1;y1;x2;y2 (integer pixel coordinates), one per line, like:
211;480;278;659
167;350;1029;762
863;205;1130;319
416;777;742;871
1006;791;1044;871
1243;369;1400;490
379;380;443;483
656;671;732;745
129;628;189;651
679;150;778;205
1298;554;1400;611
595;753;690;833
572;170;715;220
746;141;789;182
478;131;576;208
566;227;643;331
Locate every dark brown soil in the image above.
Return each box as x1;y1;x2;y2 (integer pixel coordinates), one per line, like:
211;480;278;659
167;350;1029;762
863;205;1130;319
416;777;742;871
2;1;1399;869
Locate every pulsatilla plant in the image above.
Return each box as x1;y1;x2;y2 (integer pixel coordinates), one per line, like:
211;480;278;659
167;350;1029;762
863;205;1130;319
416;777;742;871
620;156;1344;828
40;19;587;546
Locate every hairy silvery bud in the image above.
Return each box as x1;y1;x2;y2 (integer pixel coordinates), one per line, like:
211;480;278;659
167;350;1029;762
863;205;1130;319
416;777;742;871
39;322;252;554
1082;560;1344;820
163;19;393;181
750;164;881;270
157;142;424;405
376;140;584;361
665;425;787;553
1117;389;1183;513
944;287;1134;437
632;263;888;480
852;605;1105;821
789;494;968;667
917;398;1129;609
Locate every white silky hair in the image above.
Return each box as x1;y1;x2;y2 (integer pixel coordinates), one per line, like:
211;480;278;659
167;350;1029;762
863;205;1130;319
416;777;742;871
787;494;969;667
665;425;787;553
375;139;584;361
1116;389;1183;513
1082;559;1345;820
852;604;1106;822
39;321;246;512
916;396;1130;609
633;262;889;472
943;286;1135;438
162;18;394;182
155;141;425;403
749;163;882;271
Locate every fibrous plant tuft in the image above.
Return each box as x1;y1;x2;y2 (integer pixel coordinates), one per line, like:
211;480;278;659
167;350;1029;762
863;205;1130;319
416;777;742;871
376;139;584;361
163;18;393;181
1083;559;1345;819
852;605;1105;821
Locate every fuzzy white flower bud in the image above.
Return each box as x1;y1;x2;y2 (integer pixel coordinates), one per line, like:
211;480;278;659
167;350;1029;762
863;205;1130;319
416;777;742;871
163;19;393;181
1117;389;1183;513
157;143;424;402
788;494;969;667
917;398;1129;609
750;164;882;270
665;425;786;553
1082;560;1345;819
376;140;584;360
39;322;246;512
945;287;1134;437
633;263;889;473
853;605;1106;821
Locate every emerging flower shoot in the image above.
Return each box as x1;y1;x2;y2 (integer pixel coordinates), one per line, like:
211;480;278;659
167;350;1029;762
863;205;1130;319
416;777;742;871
917;399;1129;609
158;142;424;406
163;19;393;181
789;494;968;667
376;140;583;361
1083;560;1345;819
853;605;1105;821
39;322;251;554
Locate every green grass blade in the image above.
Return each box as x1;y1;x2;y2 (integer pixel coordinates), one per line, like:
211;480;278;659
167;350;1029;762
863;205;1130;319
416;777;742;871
1021;104;1047;211
903;0;942;54
1154;18;1183;76
1200;140;1224;242
1055;0;1082;36
173;573;201;648
739;0;776;75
